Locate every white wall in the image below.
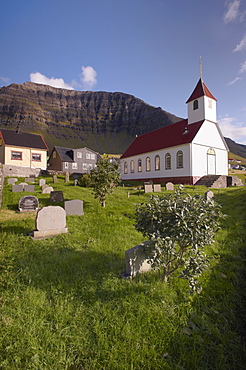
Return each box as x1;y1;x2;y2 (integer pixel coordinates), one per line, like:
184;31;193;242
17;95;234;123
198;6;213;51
187;96;216;125
120;144;191;180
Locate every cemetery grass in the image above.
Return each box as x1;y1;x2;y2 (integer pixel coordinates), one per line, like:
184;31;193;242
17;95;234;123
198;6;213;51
0;177;246;369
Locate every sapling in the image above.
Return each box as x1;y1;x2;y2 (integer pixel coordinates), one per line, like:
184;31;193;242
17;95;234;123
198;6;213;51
134;186;224;292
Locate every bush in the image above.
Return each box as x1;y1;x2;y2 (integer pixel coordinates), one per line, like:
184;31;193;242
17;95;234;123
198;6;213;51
78;174;91;187
134;186;224;292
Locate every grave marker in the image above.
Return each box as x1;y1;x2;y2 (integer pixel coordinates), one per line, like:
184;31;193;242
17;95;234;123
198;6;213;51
31;206;68;239
12;184;23;192
8;178;17;185
39;179;46;186
18;195;39;212
42;186;54;194
144;184;153;193
153;184;161;192
166;182;174;191
64;199;84;215
50;191;64;203
125;241;152;277
24;184;35;192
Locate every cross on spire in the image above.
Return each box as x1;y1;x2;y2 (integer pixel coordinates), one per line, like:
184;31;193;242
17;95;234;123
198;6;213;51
199;56;203;80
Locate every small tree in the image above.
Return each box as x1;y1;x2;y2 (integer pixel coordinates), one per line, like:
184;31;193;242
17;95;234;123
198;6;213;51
134;186;224;292
90;158;121;207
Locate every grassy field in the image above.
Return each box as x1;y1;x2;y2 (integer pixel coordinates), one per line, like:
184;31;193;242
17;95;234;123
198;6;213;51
0;176;246;369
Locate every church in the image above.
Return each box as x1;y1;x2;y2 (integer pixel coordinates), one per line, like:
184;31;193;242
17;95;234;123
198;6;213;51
120;77;228;185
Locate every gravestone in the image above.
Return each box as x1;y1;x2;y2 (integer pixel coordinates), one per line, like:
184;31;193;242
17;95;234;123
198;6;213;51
205;190;214;201
8;178;18;185
50;190;64;203
25;177;35;183
64;199;84;215
166;182;174;191
125;241;152;277
144;184;153;193
12;184;23;192
53;175;58;183
65;172;70;183
18;195;39;212
42;184;49;190
19;182;28;189
24;184;35;192
39;179;46;186
153;184;161;192
42;186;54;194
31;206;68;239
74;179;78;186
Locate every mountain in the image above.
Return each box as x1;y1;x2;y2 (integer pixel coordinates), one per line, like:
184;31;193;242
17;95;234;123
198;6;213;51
0;82;181;154
225;137;246;160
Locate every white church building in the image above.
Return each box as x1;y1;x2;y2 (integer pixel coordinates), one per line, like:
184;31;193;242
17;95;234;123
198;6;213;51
120;78;228;185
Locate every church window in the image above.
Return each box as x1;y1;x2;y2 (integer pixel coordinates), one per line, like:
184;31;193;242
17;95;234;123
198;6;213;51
165;153;171;170
138;159;142;172
124;162;128;174
193;100;198;110
146;157;151;171
177;151;183;168
155;155;160;170
130;160;134;173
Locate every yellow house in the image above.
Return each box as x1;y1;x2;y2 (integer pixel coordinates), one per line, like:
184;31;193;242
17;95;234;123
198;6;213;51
0;129;48;170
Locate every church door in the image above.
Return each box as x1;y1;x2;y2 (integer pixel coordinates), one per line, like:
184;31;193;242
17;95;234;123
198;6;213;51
207;148;216;175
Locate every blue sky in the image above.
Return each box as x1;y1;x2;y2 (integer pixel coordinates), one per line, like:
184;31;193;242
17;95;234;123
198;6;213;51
1;0;246;144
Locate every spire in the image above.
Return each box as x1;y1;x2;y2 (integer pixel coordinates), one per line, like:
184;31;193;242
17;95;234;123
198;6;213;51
199;56;203;80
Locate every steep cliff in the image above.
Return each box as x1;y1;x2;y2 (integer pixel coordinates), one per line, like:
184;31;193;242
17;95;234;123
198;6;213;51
0;82;181;153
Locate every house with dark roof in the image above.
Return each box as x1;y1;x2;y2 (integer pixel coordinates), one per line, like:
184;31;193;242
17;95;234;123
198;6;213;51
47;146;100;174
0;129;48;170
120;78;228;185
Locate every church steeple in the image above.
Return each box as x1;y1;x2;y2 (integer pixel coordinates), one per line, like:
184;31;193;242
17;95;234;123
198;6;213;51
186;78;217;125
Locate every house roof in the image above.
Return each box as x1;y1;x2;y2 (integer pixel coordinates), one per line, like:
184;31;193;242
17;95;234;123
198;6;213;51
121;119;204;159
0;129;48;150
186;78;217;103
53;146;74;162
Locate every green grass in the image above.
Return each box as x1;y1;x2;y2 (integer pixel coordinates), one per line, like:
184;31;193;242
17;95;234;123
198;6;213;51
0;177;246;369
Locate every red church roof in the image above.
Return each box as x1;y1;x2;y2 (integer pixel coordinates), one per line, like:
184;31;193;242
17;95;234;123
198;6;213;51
186;78;216;103
121;119;204;159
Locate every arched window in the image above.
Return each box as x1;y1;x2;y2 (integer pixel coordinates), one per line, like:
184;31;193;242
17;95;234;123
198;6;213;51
155;155;160;171
124;162;128;174
177;151;183;168
165;153;171;170
130;160;134;173
193;100;198;110
146;157;151;172
138;158;142;172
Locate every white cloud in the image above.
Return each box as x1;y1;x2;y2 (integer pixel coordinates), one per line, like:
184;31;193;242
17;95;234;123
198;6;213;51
227;76;242;85
30;66;98;91
80;66;97;90
224;0;241;23
233;34;246;51
0;76;11;85
239;60;246;73
30;72;74;90
218;114;246;143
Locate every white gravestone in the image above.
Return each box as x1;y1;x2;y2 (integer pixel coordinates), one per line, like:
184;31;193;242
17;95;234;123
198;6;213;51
166;182;174;191
144;184;153;193
153;184;161;192
39;179;46;186
32;206;68;239
42;186;54;194
125;241;152;277
65;199;84;216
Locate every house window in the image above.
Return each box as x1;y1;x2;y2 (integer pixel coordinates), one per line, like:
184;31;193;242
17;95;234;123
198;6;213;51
64;162;69;169
165;153;171;170
138;159;142;172
11;151;22;160
146;157;151;171
130;160;134;173
91;154;95;160
177;151;183;168
72;162;78;169
77;152;82;158
53;151;56;158
124;162;128;174
193;100;198;110
86;153;90;159
155;155;160;171
32;153;41;162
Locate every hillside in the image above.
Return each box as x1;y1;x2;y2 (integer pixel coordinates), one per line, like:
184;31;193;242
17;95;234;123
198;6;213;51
0;82;181;154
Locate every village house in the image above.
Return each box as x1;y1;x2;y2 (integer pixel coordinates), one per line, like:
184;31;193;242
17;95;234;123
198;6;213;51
47;146;101;174
120;78;228;185
0;129;48;170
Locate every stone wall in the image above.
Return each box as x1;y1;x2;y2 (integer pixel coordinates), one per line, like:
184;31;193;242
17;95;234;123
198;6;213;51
2;164;42;178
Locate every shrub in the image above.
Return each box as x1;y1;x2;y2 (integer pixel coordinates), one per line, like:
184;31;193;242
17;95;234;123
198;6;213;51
78;173;91;187
134;186;224;292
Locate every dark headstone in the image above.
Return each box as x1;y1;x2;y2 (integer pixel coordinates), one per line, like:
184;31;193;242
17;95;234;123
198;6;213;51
50;191;64;203
18;195;39;212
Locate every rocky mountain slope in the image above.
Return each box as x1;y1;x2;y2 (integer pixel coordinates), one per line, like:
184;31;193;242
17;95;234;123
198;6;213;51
0;82;181;154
